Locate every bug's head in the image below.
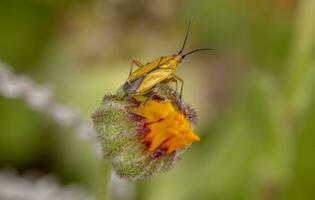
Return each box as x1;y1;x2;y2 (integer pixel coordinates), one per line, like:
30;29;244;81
175;21;214;64
173;54;183;63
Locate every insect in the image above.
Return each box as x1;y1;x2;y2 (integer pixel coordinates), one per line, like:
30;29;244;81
123;22;213;99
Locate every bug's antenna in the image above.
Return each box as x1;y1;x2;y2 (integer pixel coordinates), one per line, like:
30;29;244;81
182;48;214;58
178;21;192;55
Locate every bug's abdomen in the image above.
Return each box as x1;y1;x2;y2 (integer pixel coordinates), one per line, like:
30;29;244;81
123;75;145;94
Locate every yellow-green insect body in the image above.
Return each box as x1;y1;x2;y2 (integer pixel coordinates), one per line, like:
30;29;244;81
124;55;182;95
123;22;212;98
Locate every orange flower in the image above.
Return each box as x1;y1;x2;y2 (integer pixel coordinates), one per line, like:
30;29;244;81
137;100;200;154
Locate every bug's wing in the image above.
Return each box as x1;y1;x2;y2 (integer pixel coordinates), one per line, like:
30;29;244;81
123;75;145;94
127;57;165;81
136;68;173;93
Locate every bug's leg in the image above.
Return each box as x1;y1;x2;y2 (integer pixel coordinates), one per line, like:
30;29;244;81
172;74;184;99
167;78;178;93
121;93;128;100
173;79;179;94
157;57;163;67
172;80;178;94
129;60;144;75
143;93;151;105
144;95;150;105
143;88;155;105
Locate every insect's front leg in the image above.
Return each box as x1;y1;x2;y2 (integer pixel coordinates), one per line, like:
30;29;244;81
129;60;144;75
172;74;184;99
167;78;178;94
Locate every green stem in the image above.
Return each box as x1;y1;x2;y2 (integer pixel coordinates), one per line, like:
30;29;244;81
284;0;315;116
97;160;111;200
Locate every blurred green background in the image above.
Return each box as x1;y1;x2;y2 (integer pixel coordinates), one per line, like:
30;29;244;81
1;0;315;199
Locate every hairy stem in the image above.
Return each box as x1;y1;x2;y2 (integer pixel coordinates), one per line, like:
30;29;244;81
97;161;111;200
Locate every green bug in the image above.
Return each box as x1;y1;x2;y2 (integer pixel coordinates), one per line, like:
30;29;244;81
123;22;213;98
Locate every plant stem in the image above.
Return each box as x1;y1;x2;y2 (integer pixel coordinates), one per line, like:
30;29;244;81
97;160;111;200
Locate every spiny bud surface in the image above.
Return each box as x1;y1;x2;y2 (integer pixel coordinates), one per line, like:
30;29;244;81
92;84;199;180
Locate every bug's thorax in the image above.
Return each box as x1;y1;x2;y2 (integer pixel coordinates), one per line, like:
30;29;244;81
161;54;183;70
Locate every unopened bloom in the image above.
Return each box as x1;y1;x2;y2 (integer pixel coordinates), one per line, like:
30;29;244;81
92;84;199;180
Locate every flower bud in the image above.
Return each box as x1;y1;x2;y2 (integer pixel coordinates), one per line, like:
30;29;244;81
92;84;199;180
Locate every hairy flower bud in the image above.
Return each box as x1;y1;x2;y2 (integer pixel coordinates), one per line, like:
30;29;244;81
92;84;199;180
